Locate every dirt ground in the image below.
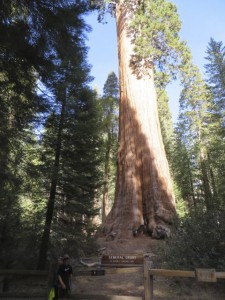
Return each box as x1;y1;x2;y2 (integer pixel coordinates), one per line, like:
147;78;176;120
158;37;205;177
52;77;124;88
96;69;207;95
74;236;225;300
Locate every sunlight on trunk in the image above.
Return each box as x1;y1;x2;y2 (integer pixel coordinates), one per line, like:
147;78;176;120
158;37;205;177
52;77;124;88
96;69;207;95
102;0;176;240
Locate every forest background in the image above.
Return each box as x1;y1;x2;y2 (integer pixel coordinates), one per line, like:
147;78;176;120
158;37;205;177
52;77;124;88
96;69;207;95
0;0;225;273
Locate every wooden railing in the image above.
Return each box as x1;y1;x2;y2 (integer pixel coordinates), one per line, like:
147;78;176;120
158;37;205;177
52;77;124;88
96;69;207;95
0;269;48;276
143;259;225;300
2;257;225;300
0;264;144;299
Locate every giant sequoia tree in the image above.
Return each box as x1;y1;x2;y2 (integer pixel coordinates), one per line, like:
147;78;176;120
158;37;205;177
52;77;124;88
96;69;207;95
101;0;190;239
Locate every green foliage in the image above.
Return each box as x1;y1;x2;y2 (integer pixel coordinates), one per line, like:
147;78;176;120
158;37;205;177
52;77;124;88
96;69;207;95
37;45;102;268
204;39;225;205
0;0;104;268
0;127;45;268
176;62;218;211
157;89;174;164
99;72;119;219
1;0;225;271
173;183;187;219
103;72;119;97
164;38;225;274
174;39;225;212
41;88;104;257
60;89;103;214
0;4;48;257
172;127;197;209
205;38;225;116
163;210;225;271
128;0;190;82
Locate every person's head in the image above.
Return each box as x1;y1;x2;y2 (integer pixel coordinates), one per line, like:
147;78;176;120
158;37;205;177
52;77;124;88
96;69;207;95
62;254;69;264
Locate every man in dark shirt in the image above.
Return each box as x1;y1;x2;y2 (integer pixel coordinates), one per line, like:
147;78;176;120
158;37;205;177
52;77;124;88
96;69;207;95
58;254;73;299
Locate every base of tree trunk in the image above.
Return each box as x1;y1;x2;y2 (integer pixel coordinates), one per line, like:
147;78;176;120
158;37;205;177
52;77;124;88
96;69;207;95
99;220;174;241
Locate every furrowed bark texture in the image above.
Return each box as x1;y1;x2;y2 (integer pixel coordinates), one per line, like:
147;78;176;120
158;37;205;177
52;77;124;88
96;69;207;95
103;1;176;239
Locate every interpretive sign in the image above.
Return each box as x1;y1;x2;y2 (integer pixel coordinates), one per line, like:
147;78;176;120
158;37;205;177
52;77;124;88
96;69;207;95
195;268;217;282
101;254;143;266
91;269;105;276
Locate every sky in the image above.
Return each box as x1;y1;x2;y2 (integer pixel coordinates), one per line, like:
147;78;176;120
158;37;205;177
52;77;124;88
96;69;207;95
85;0;225;122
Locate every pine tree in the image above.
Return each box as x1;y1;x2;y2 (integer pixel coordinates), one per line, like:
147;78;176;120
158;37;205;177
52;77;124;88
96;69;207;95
156;88;174;168
178;63;215;211
101;72;119;222
173;125;197;210
205;38;225;119
37;2;100;268
204;38;225;205
1;0;98;268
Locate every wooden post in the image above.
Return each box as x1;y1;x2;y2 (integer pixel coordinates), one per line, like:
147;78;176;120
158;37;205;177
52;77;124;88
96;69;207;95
144;257;153;300
150;274;153;300
2;277;9;292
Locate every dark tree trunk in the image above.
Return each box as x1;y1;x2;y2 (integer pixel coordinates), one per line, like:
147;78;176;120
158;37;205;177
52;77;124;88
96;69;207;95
187;155;197;210
37;99;65;269
200;149;213;210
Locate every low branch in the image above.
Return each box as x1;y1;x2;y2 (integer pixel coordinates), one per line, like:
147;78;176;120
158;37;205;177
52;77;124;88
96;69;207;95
79;259;100;268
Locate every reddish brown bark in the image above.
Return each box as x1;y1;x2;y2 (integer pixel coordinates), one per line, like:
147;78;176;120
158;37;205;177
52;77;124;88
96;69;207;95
102;1;176;239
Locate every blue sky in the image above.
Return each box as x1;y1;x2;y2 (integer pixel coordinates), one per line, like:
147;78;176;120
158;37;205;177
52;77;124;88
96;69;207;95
85;1;225;121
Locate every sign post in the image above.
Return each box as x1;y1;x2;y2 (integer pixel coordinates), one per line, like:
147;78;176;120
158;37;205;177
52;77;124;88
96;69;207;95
195;269;217;282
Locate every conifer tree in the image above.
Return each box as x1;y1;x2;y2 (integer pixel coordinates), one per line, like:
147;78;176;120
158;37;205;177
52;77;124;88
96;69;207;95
178;63;215;211
1;0;98;268
157;89;174;168
204;38;225;205
37;2;100;268
101;72;119;222
205;38;225;119
173;126;197;210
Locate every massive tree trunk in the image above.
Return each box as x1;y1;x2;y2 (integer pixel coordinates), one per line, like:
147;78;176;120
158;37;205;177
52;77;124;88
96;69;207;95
102;1;176;239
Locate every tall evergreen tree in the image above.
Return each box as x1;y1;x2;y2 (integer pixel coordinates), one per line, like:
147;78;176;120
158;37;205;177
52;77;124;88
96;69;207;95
204;38;225;205
37;2;100;268
156;88;174;168
38;86;103;267
178;63;215;211
101;72;119;222
205;38;225;120
172;125;197;210
0;0;100;268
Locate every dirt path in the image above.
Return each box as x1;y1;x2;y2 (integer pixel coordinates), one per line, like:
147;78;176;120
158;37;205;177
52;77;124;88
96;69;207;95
74;236;225;300
74;236;154;298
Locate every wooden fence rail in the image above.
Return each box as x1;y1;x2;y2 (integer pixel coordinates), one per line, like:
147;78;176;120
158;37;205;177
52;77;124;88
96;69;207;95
0;270;48;276
2;257;225;300
0;266;143;299
144;259;225;300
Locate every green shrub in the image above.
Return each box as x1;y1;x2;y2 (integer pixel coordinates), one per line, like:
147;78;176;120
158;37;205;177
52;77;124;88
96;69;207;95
162;209;225;271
